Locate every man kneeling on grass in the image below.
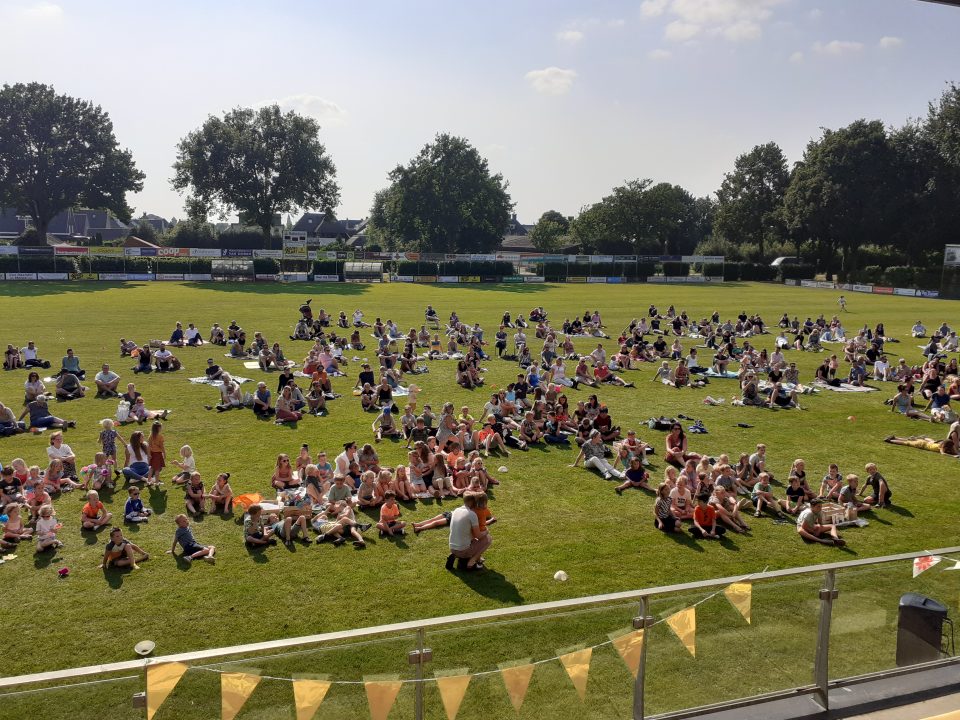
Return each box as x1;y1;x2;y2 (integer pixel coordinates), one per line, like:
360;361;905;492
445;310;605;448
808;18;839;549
796;498;845;547
446;492;491;572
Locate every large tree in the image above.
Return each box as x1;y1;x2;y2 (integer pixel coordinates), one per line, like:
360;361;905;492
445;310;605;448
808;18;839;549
368;133;512;253
713;142;790;259
784;120;897;277
0;82;144;242
172;104;340;241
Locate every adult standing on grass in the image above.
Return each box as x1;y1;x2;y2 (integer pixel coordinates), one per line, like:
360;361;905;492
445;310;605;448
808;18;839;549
445;492;491;572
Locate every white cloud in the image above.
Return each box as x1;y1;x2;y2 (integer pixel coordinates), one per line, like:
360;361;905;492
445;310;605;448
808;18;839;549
723;20;762;42
17;2;63;21
556;29;584;44
789;51;804;64
665;20;701;42
809;8;823;21
648;48;673;61
813;40;864;57
641;0;669;18
271;94;348;126
879;35;903;49
524;67;577;95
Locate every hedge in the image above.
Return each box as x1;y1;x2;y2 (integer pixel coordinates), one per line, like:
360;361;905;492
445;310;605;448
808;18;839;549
720;262;778;281
311;260;340;276
661;262;690;277
253;258;280;274
778;264;816;281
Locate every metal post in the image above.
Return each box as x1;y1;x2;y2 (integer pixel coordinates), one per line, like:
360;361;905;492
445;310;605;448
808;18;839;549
632;596;654;720
407;628;431;720
813;569;838;710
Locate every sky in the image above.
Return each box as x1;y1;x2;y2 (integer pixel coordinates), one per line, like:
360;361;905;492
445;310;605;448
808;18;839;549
2;0;960;225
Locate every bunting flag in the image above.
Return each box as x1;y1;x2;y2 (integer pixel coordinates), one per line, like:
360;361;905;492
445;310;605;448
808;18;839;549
500;662;535;712
435;674;472;720
724;582;753;624
914;555;941;578
146;662;189;720
944;561;960;571
364;679;402;720
292;678;331;720
609;630;645;678
221;672;262;720
558;648;592;701
666;607;697;657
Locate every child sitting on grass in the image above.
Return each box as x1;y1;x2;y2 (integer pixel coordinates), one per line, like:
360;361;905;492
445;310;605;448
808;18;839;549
751;473;786;518
690;494;726;540
81;490;113;530
2;503;32;542
185;472;206;516
207;473;234;514
861;463;892;508
270;511;310;546
82;452;115;491
35;504;62;551
377;491;406;537
171;445;196;485
243;505;276;547
167;514;216;563
124;486;152;523
99;527;148;570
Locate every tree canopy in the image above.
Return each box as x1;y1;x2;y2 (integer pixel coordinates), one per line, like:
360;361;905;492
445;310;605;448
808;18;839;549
0;82;144;241
528;210;571;251
171;104;340;240
368;133;512;253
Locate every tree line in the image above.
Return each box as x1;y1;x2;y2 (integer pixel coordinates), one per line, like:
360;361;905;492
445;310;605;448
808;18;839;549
1;81;958;278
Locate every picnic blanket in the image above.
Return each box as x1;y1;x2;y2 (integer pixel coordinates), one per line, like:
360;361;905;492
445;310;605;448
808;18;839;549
701;368;740;379
351;385;410;397
812;381;879;393
242;360;297;371
188;375;252;386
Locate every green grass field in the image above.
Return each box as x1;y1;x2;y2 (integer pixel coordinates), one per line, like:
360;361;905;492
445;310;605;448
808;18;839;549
2;281;960;719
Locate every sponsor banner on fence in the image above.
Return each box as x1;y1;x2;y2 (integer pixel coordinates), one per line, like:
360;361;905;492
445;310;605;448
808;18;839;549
0;246;18;255
438;275;459;283
71;273;98;280
312;274;340;282
567;276;587;283
816;281;836;289
617;255;638;263
459;276;481;283
158;247;189;257
837;283;853;291
127;273;155;281
681;255;725;264
469;254;497;262
255;274;279;281
587;276;607;283
18;246;53;255
606;277;624;284
222;249;253;257
481;276;500;283
945;245;960;267
138;248;158;256
188;248;221;257
647;276;715;284
282;273;310;282
36;272;69;280
918;290;940;298
568;255;590;263
783;280;800;287
415;276;437;283
502;276;524;282
496;253;521;262
852;284;873;293
55;246;87;255
124;247;141;256
591;255;614;264
184;273;212;281
392;275;414;282
872;286;894;295
5;272;37;280
800;280;818;288
88;246;124;256
524;276;545;283
283;247;308;259
156;273;184;281
98;273;127;281
893;287;917;297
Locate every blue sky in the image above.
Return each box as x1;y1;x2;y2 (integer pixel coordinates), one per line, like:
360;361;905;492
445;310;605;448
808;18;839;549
2;0;959;225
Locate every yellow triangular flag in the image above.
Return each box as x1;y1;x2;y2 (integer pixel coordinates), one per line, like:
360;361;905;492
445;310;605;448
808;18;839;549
558;648;592;701
364;680;402;720
666;607;697;657
724;582;752;624
292;678;331;720
147;662;189;720
435;674;471;720
221;672;262;720
500;663;535;712
610;630;645;678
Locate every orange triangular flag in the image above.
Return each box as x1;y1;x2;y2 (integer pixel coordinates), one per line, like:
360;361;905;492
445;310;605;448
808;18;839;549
435;674;471;720
500;663;535;712
609;630;645;678
364;680;402;720
724;582;752;624
666;607;697;657
146;662;189;720
558;648;592;701
292;678;331;720
221;672;261;720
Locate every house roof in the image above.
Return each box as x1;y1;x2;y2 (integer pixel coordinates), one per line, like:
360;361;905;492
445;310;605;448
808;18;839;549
292;213;363;238
499;235;579;253
124;236;161;248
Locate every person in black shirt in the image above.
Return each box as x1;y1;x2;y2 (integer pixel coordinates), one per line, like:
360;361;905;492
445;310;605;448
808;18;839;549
204;359;223;382
355;364;376;390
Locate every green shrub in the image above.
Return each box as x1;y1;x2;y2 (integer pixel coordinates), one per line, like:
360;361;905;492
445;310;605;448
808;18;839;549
662;262;690;277
882;266;914;287
778;264;816;281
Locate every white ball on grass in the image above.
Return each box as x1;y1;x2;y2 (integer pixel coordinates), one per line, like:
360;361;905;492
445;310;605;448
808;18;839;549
498;466;508;473
554;570;569;582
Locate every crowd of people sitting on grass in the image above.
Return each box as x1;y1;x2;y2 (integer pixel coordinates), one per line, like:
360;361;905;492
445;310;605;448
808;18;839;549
2;299;958;573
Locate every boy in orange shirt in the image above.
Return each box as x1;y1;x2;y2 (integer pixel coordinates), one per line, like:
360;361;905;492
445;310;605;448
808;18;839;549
690;493;725;540
81;490;113;530
377;491;406;537
473;492;495;537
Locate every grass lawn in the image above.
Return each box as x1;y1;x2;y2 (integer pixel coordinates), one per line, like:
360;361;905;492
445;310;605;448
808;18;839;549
2;280;960;719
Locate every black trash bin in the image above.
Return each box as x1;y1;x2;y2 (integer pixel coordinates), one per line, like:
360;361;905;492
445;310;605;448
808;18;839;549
896;593;947;667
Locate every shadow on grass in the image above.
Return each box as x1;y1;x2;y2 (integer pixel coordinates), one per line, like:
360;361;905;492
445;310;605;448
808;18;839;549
665;530;706;552
452;567;524;603
886;504;914;518
148;487;168;515
33;548;61;569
